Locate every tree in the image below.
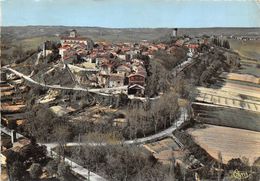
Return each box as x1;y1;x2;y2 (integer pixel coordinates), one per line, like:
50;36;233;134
217;152;223;181
46;159;58;177
19;143;47;164
12;44;24;59
8;160;26;181
5;150;25;181
29;163;42;179
227;158;248;171
145;59;170;97
52;124;71;159
223;40;230;49
57;162;71;181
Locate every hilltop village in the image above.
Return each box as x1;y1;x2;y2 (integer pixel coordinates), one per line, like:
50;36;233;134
34;29;212;96
1;27;260;181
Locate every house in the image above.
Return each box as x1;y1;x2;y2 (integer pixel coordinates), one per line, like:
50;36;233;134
42;41;53;57
62;50;77;64
132;64;146;76
175;39;185;47
117;54;127;60
98;74;110;88
116;65;131;76
108;74;125;88
128;73;145;86
127;84;145;96
186;44;199;53
100;63;113;75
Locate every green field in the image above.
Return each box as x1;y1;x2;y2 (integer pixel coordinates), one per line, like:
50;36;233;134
15;36;59;51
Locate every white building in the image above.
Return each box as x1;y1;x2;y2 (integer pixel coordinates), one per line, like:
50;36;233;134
60;29;94;50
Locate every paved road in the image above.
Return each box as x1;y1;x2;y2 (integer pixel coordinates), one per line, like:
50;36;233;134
172;57;197;77
43;107;188;149
1;107;187;181
1;125;106;181
2;66;127;94
1;65;190;180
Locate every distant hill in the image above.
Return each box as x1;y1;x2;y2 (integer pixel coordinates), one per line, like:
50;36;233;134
2;26;260;43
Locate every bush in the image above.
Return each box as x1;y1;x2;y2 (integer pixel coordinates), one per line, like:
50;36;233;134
29;163;42;179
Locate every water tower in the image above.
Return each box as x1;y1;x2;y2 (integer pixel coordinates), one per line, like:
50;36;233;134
172;28;178;37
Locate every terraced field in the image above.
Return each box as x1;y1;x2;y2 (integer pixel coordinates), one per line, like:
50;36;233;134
196;82;260;112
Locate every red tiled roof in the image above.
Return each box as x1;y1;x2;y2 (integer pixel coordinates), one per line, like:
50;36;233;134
187;44;199;49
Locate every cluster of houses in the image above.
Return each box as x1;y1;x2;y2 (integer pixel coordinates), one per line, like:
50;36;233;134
41;29;211;96
228;35;260;41
42;30;165;96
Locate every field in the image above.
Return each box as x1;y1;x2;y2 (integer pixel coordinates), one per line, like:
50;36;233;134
187;124;260;165
16;36;59;51
229;39;260;61
196;82;260;113
193;103;260;132
237;60;260;77
220;72;260;84
229;39;260;78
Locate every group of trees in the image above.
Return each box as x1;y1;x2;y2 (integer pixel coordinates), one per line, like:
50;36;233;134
212;37;230;49
12;44;38;65
5;142;47;181
181;50;240;86
70;144;185;181
5;139;74;181
145;60;170;97
153;49;186;71
124;91;179;139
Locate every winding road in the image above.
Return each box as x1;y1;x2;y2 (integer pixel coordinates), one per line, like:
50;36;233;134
1;107;187;181
1;66;188;181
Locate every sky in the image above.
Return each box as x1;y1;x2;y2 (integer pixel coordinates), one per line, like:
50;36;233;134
1;0;260;28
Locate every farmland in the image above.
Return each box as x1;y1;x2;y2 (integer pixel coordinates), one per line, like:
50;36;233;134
229;39;260;61
187;124;260;165
192;103;260;132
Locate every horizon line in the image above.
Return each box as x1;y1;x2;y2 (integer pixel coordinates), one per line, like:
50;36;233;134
2;25;260;29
